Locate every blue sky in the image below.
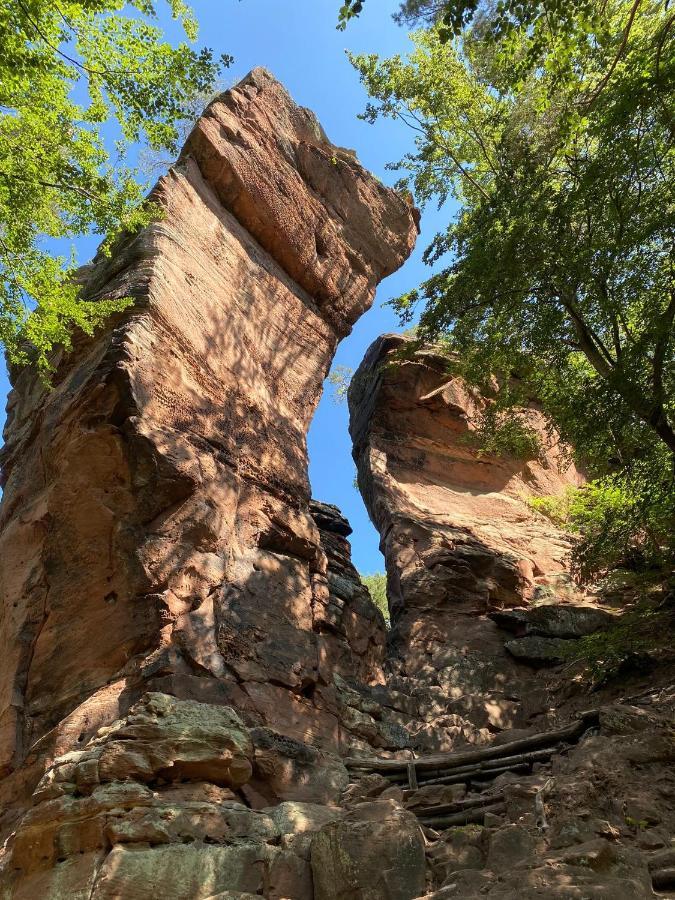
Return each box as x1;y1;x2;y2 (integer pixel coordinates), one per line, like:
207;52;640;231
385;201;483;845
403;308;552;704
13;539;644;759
0;0;453;573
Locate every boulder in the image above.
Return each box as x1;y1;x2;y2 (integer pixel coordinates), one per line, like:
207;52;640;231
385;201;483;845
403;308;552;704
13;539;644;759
311;799;426;900
490;604;614;638
429;827;485;878
486;823;537;872
31;693;253;800
504;636;573;666
262;801;342;836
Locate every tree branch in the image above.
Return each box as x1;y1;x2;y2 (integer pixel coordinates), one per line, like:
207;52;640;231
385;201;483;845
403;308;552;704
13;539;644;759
0;171;106;205
560;289;615;378
655;10;675;80
584;0;643;107
398;105;492;202
16;0;107;77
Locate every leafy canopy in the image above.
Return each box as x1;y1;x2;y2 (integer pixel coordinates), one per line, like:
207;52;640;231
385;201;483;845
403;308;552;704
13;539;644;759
351;0;675;465
340;0;613;39
0;0;231;373
530;463;675;580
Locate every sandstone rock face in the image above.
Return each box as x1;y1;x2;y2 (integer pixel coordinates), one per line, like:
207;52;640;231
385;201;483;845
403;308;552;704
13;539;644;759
489;605;615;639
345;699;675;899
0;69;418;896
311;799;426;900
495;601;618;668
2;67;672;900
309;501;387;688
349;334;587;739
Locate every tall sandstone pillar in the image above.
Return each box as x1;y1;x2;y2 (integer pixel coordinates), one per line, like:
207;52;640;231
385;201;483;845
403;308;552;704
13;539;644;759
348;335;586;743
0;69;418;897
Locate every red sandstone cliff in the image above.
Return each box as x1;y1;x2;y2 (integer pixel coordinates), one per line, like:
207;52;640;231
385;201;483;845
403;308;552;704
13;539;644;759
349;335;617;738
345;334;675;898
0;69;421;898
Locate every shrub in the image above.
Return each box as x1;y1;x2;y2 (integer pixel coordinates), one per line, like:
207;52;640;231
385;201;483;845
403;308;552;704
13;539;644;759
528;493;572;527
361;572;390;625
530;460;675;582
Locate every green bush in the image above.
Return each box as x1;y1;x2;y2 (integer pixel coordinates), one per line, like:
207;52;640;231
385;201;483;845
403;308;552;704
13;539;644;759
530;460;675;582
528;493;572;528
361;572;390;625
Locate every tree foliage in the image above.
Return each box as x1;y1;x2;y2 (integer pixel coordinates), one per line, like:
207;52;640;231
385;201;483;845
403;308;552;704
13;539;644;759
531;461;675;580
467;403;541;460
0;0;230;373
352;2;674;455
350;0;675;576
326;364;354;404
340;0;620;38
361;572;390;624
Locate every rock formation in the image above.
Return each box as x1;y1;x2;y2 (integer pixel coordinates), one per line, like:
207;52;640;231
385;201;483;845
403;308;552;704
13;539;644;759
349;334;596;739
0;69;418;897
344;699;675;899
347;334;675;898
1;69;673;900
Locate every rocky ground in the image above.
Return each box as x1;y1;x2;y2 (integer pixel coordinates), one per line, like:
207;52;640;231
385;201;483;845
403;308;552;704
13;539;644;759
2;630;673;899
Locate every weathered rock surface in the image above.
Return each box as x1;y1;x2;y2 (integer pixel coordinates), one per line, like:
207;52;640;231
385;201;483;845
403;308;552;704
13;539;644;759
503;635;573;666
346;331;674;897
0;69;418;897
346;701;675;899
348;334;589;739
1;66;673;900
309;500;388;687
490;605;615;639
3;691;354;898
311;799;426;900
490;604;616;667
